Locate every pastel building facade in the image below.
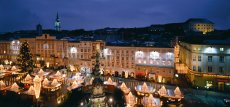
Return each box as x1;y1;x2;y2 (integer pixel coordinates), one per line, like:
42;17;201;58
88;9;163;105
176;41;230;91
0;34;175;83
102;46;174;83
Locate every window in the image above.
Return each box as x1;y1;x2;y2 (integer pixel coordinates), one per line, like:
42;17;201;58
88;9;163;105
219;56;224;63
193;66;196;71
208;66;212;72
43;43;49;49
193;56;196;61
198;48;201;51
219;67;224;73
208;56;212;62
220;48;224;52
193;48;196;51
198;56;201;61
150;51;159;59
198;66;202;72
70;47;77;53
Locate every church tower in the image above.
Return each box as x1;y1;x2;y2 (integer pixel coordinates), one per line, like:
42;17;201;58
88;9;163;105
55;13;61;31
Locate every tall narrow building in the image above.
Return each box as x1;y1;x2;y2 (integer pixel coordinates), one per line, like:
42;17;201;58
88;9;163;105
55;13;61;31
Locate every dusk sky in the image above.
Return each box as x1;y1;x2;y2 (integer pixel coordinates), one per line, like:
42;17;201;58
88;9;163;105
0;0;230;32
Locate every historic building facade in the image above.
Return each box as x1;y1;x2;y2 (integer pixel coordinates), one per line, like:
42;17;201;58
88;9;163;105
0;34;175;83
185;18;214;34
102;46;174;83
176;41;230;91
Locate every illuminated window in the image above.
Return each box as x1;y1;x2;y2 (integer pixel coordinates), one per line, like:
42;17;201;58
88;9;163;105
220;48;224;52
138;59;141;63
193;48;196;51
149;51;159;59
192;56;196;61
219;56;224;63
70;47;77;53
96;44;100;50
208;66;212;72
135;51;144;58
166;52;173;59
198;56;201;61
208;56;212;62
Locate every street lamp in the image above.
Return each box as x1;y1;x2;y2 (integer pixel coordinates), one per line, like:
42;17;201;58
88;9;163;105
109;97;113;107
109;98;113;103
80;102;84;106
175;74;179;78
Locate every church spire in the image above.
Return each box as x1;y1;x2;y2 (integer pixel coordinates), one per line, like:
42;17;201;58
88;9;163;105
55;12;61;31
56;13;59;21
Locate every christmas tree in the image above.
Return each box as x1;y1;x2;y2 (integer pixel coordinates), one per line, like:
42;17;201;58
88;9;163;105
92;52;101;76
17;41;34;74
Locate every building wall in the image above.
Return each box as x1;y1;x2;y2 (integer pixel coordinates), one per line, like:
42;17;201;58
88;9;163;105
19;34;69;66
103;46;174;83
0;41;11;61
178;42;230;75
0;34;175;83
177;42;230;91
188;23;214;34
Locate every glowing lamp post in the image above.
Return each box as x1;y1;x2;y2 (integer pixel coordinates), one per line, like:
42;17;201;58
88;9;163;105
33;75;41;106
46;62;49;68
108;97;113;107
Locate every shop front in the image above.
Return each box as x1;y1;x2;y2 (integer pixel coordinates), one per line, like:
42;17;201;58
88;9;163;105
216;79;230;92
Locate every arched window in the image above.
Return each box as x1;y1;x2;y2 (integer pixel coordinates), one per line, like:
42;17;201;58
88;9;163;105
70;47;77;53
135;51;144;58
150;51;159;59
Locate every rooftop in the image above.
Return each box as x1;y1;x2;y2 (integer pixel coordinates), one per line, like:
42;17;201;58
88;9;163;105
181;34;230;45
185;18;214;24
